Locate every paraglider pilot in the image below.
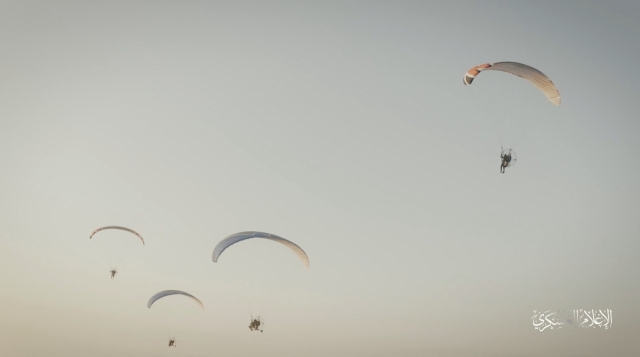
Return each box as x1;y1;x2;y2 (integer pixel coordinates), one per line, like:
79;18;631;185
110;268;117;279
168;339;176;347
249;317;263;332
500;151;512;174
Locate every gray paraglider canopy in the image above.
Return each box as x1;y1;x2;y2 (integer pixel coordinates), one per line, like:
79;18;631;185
147;290;204;310
212;231;309;269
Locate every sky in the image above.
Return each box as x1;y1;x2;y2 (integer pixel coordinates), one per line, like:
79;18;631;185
1;1;639;356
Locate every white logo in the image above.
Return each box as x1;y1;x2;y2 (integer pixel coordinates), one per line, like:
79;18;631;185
532;309;612;331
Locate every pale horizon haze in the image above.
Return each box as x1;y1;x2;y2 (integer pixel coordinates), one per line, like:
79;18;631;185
1;1;639;356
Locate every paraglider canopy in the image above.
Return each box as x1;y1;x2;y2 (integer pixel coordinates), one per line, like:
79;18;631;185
90;226;145;244
212;231;310;269
147;290;204;310
463;62;561;105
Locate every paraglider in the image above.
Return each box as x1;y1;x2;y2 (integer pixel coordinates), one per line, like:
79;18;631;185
249;316;264;332
148;290;203;347
500;148;517;174
147;290;204;310
463;62;561;105
90;226;145;244
212;231;310;269
90;227;143;279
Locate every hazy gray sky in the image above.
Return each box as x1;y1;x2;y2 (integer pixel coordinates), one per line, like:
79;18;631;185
1;1;639;356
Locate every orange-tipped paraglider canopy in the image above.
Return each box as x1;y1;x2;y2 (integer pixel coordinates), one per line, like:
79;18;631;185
463;62;561;105
90;226;145;244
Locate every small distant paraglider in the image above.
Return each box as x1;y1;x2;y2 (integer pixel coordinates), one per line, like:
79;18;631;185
212;231;310;269
463;61;561;105
148;290;203;347
249;316;264;333
90;226;144;279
